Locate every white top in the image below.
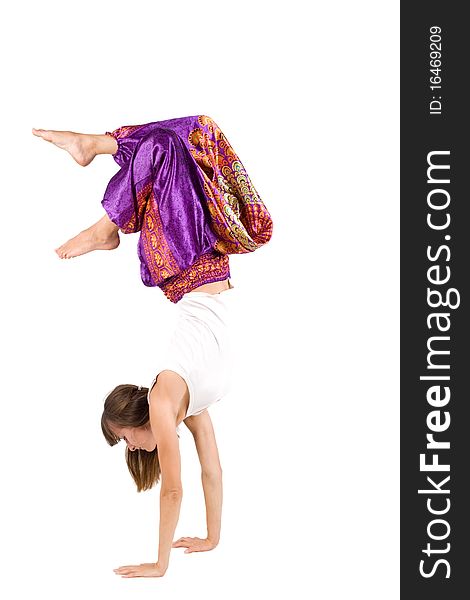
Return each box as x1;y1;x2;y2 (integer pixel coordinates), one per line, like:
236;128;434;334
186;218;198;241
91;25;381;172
147;284;236;434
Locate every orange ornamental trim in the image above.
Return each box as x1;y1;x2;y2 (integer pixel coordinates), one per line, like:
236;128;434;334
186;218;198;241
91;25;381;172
159;252;230;303
141;189;180;283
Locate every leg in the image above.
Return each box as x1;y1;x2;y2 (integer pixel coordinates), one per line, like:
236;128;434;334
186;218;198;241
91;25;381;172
32;128;118;166
55;212;120;259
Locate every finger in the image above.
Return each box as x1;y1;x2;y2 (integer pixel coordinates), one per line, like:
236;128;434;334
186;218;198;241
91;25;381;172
174;540;192;546
119;568;139;577
115;569;134;575
114;566;137;573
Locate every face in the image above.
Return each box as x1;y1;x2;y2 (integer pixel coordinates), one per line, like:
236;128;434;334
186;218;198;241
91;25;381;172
109;422;156;452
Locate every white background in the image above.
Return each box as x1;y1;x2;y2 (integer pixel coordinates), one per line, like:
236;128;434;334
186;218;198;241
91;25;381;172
0;1;398;598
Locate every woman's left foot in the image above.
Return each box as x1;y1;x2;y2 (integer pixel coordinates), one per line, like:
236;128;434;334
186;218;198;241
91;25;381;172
32;128;97;166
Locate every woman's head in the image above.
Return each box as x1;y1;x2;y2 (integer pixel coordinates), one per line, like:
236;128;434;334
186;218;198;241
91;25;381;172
101;384;160;492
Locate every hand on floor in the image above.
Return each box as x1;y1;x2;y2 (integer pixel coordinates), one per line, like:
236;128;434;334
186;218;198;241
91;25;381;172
172;536;218;553
114;562;167;578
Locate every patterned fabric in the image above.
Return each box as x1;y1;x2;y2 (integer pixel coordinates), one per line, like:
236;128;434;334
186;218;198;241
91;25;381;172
186;115;273;254
159;251;230;303
103;115;273;302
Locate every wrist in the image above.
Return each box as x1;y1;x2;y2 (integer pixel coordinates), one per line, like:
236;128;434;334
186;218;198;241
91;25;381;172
206;535;219;546
156;560;168;573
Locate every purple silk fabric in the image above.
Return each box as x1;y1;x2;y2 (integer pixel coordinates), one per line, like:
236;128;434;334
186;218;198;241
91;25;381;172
102;116;220;288
102;115;273;301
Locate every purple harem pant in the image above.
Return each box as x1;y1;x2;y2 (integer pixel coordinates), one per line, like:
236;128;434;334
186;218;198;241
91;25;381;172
102;115;273;303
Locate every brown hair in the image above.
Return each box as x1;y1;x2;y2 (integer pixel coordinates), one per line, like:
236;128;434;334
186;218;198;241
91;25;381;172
101;384;161;492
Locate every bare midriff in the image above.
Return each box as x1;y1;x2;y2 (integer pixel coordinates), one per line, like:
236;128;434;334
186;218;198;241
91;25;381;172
192;278;231;294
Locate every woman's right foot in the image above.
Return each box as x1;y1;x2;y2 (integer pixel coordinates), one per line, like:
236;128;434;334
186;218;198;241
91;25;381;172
55;214;120;259
32;128;97;166
55;226;120;259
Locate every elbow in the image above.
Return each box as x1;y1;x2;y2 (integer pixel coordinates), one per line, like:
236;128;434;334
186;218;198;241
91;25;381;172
202;467;223;481
161;487;183;500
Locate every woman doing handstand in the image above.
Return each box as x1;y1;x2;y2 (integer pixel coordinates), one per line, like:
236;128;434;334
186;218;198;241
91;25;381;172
33;115;272;578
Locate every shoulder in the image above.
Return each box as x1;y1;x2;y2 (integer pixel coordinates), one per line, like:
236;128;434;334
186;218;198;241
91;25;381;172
149;370;189;422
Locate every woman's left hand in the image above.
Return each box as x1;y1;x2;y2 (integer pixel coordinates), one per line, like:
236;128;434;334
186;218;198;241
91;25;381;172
172;537;218;553
113;562;167;578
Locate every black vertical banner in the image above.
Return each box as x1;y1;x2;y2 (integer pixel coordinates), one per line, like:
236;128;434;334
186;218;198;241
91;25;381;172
401;3;469;598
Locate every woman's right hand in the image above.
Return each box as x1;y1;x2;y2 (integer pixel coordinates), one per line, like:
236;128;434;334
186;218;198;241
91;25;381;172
113;561;168;578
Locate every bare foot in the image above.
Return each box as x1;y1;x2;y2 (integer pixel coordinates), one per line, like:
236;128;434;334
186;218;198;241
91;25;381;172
55;217;120;259
32;128;97;166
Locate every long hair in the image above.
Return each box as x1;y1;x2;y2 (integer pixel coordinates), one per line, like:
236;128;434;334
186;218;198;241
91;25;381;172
101;384;161;492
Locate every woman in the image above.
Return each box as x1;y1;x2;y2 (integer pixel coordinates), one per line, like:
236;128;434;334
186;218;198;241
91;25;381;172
33;115;272;577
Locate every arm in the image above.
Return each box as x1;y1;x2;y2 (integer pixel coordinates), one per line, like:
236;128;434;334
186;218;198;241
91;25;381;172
172;411;222;553
150;399;183;569
114;373;186;579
